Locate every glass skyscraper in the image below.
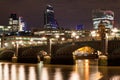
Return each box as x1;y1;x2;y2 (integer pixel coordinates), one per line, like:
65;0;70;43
44;5;58;29
92;9;114;29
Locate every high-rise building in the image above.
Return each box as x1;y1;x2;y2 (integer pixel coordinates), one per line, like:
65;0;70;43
19;16;26;31
76;24;84;30
44;5;58;29
92;9;114;29
9;13;19;32
9;13;25;32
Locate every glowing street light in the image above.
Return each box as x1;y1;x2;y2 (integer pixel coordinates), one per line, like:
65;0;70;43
111;28;118;38
112;28;118;33
71;32;77;38
71;32;77;44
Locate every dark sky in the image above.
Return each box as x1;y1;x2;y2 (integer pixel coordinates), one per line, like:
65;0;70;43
0;0;120;30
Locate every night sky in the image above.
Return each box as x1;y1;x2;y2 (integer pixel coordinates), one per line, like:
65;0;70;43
0;0;120;30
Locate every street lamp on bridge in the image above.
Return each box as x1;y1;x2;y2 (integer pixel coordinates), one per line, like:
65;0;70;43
98;21;108;66
111;28;118;39
71;32;77;45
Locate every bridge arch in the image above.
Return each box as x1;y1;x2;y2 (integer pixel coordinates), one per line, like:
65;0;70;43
0;49;15;54
73;46;95;55
54;41;102;56
0;49;15;60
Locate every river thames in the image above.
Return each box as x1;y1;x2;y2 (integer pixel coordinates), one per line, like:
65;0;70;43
0;59;120;80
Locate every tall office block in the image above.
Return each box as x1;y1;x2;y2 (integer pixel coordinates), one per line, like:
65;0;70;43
9;13;25;32
19;16;26;31
44;5;58;29
92;9;114;29
9;13;19;32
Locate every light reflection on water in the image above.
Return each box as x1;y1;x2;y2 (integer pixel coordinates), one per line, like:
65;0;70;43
0;60;119;80
54;68;63;80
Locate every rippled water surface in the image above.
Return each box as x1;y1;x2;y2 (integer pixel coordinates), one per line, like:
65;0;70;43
0;59;120;80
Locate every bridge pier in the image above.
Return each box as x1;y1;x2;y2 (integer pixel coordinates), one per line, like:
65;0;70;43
12;54;17;63
43;55;51;64
98;55;108;66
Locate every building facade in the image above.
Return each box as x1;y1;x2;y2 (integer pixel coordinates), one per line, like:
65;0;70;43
44;5;58;29
92;9;114;29
9;13;25;32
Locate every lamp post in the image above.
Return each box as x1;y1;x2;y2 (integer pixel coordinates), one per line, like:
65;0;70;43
98;21;108;66
47;37;52;56
112;28;118;40
16;41;19;57
71;32;77;45
47;34;60;56
12;36;18;63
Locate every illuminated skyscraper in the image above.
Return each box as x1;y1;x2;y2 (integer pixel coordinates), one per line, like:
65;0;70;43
9;13;19;32
44;5;58;29
9;13;26;32
92;9;114;29
19;16;26;31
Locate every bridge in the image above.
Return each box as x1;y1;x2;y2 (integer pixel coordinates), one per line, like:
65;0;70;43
49;39;120;65
51;39;120;55
0;37;120;65
0;22;120;65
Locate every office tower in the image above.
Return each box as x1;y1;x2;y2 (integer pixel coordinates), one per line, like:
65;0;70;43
9;13;19;32
76;24;84;30
9;13;25;32
44;5;58;29
92;9;114;29
19;16;26;31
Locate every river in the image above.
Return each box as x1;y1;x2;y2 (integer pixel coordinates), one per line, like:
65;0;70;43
0;59;119;80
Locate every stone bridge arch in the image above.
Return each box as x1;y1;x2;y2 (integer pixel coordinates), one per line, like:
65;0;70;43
0;49;15;54
0;49;15;60
52;41;102;56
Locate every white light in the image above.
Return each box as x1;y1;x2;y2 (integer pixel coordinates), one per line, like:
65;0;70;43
4;43;8;47
112;28;118;33
76;36;79;39
55;35;59;38
72;32;76;37
91;31;97;37
12;42;15;45
30;39;33;42
42;37;47;40
19;40;23;44
61;37;65;41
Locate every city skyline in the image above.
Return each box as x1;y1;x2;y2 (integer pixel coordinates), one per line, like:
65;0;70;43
0;0;120;30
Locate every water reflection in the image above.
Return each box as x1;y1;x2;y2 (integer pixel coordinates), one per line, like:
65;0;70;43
11;65;17;80
29;67;36;80
0;60;119;80
54;68;63;80
4;63;9;80
75;59;102;80
40;68;49;80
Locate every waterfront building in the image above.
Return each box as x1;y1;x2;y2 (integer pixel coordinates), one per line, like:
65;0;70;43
92;9;114;29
